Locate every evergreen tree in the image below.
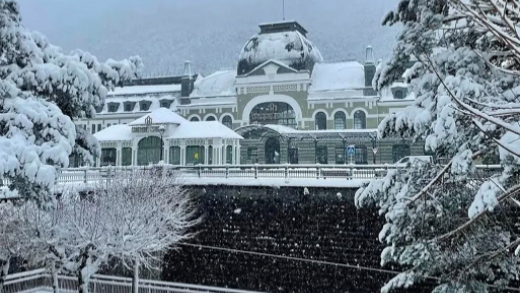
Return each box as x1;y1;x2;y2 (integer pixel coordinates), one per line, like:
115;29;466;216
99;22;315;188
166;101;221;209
0;0;143;206
357;0;520;292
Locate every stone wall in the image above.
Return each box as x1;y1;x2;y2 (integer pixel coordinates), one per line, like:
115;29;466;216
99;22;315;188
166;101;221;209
162;185;434;293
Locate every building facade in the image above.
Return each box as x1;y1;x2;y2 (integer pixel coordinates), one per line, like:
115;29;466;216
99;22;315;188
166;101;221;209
76;20;424;166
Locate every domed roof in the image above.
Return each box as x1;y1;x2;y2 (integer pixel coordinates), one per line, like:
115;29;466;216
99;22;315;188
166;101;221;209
237;21;323;76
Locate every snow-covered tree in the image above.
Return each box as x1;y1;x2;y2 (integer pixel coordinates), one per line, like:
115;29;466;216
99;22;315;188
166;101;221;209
101;168;198;293
0;202;27;293
357;1;520;292
0;0;143;207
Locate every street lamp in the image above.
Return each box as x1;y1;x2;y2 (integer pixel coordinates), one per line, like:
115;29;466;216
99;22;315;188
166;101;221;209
158;125;165;162
369;132;378;164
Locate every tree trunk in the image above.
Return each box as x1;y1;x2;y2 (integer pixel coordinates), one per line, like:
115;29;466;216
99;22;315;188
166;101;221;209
0;258;11;293
132;259;139;293
50;262;59;293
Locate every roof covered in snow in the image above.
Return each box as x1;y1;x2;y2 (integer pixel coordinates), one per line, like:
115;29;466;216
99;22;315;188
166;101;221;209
237;21;323;76
128;108;187;125
309;61;365;92
109;84;182;96
94;124;133;141
170;121;243;139
190;70;236;98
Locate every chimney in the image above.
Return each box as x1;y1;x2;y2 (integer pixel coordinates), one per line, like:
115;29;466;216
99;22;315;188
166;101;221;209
363;45;377;96
180;61;193;105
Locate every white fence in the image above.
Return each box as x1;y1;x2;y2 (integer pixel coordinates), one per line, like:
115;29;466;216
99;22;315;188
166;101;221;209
1;164;503;190
3;269;267;293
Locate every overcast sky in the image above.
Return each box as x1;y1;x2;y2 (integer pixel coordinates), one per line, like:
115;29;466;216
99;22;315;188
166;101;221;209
17;0;401;75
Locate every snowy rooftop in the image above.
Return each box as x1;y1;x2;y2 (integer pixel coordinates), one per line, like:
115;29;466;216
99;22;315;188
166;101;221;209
309;61;365;92
94;124;133;141
237;28;323;75
109;84;181;96
190;70;236;98
98;95;178;115
171;121;243;139
128;108;187;125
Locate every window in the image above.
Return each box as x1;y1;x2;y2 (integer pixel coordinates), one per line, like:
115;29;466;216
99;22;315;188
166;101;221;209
169;146;181;165
139;101;151;111
208;145;213;165
247;147;258;164
186;146;204;165
335;147;345;164
250;102;296;128
108;104;119;113
107;123;111;127
392;144;411;163
101;148;117;167
222;115;233;129
355;145;368;164
315;112;327;130
190;117;200;122
353;111;366;129
316;145;328;164
226;146;233;164
205;116;216;121
97;124;102;132
122;147;132;166
160;100;173;109
334;112;346;130
394;90;404;99
91;126;96;134
124;103;133;112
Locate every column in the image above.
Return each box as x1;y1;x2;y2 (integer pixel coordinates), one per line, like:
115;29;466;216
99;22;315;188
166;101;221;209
204;140;209;165
223;143;227;165
116;143;122;167
237;145;241;165
164;141;169;164
232;143;236;165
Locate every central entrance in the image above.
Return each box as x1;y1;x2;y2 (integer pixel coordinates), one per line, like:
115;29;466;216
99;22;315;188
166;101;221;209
265;137;280;164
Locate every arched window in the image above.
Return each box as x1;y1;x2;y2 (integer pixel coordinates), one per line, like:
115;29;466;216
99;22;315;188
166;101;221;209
222;115;233;129
353;111;366;129
334;112;346;130
315;112;327;130
190;117;200;122
205;116;216;121
250;102;296;128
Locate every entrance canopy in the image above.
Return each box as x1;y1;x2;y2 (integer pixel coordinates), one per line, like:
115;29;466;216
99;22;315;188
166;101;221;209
235;124;378;141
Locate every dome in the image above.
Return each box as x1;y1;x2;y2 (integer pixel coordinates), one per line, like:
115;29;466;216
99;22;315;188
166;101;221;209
237;21;323;76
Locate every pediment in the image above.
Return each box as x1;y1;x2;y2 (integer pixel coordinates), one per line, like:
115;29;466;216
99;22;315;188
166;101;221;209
246;59;298;77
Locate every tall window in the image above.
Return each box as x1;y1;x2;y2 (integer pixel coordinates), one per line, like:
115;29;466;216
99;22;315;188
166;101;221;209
169;146;181;165
101;148;116;167
315;112;327;130
247;147;258;164
355;145;368;164
222;115;233;129
335;146;345;164
334;112;346;130
226;146;233;164
353;111;366;129
186;146;204;165
122;147;132;166
392;144;411;162
316;145;328;164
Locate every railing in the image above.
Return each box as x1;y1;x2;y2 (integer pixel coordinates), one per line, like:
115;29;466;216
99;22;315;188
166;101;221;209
3;269;267;293
1;164;504;189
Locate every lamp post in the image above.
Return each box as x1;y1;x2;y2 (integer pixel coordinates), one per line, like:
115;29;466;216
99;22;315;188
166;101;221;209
370;133;378;164
158;125;165;162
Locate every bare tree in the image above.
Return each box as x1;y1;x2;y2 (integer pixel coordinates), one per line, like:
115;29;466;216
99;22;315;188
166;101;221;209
99;168;199;293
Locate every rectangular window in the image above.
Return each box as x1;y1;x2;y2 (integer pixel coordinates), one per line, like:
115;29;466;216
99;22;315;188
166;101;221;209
91;125;96;134
226;146;233;164
355;145;368;164
97;124;102;132
169;146;181;165
122;147;132;166
101;148;117;167
316;145;328;164
124;104;133;112
335;147;345;164
186;146;204;165
247;147;258;164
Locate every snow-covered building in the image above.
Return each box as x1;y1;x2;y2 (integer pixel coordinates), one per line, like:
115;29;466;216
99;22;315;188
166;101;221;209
93;108;242;167
76;20;423;165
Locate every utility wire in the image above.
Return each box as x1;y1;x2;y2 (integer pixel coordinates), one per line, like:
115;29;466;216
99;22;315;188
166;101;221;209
179;242;520;292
